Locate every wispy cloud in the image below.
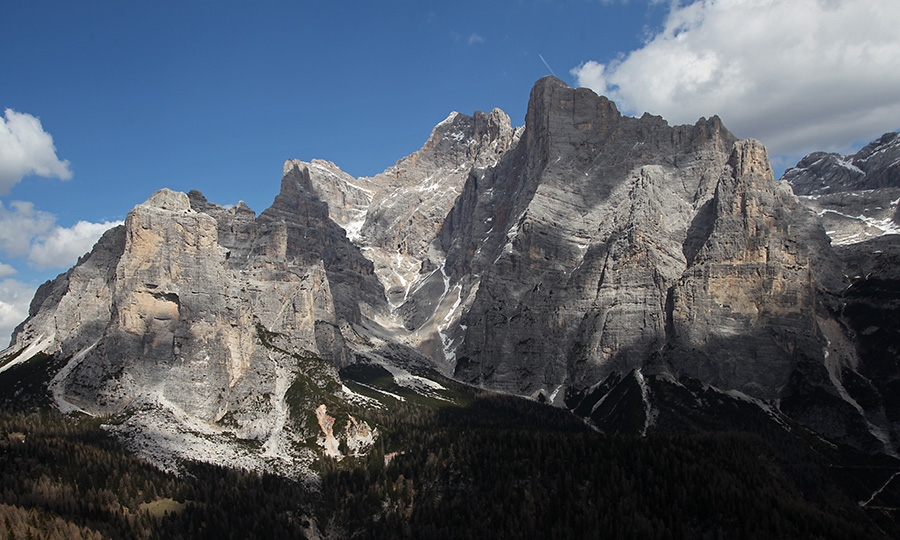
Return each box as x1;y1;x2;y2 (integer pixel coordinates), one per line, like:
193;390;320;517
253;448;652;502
0;201;56;257
572;0;900;157
0;200;121;270
452;31;486;46
0;263;16;279
0;109;72;194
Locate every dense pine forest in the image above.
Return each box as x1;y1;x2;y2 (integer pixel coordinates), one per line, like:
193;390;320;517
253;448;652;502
2;383;900;539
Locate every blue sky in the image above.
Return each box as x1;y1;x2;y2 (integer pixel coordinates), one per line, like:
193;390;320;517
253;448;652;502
2;0;899;344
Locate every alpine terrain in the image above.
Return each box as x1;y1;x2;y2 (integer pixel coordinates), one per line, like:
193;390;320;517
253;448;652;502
2;77;900;538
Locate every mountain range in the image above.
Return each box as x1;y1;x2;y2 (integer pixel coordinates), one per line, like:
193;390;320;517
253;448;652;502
2;76;900;498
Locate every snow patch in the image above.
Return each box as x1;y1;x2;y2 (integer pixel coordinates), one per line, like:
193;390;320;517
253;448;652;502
821;365;895;453
818;206;900;245
342;208;369;243
549;383;564;405
0;333;55;375
340;383;383;408
351;381;406;402
835;157;865;176
382;362;447;394
860;470;900;507
436;112;459;129
634;369;656;436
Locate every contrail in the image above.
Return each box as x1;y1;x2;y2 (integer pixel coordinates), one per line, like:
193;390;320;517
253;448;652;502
539;54;557;77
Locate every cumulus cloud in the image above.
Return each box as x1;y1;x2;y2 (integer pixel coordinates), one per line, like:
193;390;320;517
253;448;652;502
0;109;72;194
572;0;900;156
467;33;485;45
29;220;121;270
0;201;56;257
0;278;34;347
0;200;122;270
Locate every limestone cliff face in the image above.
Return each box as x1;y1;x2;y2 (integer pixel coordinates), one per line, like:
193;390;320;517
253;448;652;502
449;76;738;396
3;76;899;462
3;187;376;477
666;140;829;398
358;109;520;321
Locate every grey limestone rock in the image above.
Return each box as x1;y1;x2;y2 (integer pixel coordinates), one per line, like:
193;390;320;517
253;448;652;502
2;184;377;477
450;76;738;396
666;140;829;398
786;131;900;245
786;132;900;195
4;76;900;464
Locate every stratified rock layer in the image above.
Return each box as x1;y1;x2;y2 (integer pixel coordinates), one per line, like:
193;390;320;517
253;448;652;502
3;76;899;463
4;184;378;477
450;77;738;394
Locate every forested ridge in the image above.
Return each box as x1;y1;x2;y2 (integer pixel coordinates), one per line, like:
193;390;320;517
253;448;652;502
2;388;899;539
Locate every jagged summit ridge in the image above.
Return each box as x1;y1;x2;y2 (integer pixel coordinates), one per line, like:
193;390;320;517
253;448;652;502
450;76;739;394
3;77;900;472
786;131;900;195
785;131;900;246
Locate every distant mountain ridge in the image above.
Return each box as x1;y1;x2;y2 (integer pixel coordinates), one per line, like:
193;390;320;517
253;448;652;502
3;77;900;477
785;131;900;245
786;132;900;195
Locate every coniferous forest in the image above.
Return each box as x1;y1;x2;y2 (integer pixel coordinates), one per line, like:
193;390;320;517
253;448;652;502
2;383;900;540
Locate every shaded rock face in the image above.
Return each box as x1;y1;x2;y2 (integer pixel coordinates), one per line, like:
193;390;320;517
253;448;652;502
786;132;900;245
296;108;522;369
449;77;739;394
666;140;830;399
4;76;900;461
828;237;900;445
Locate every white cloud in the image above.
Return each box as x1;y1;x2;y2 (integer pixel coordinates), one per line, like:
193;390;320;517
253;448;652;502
468;33;485;45
29;220;121;270
0;263;16;279
0;201;56;257
0;109;72;194
572;0;900;156
0;278;34;348
0;200;122;270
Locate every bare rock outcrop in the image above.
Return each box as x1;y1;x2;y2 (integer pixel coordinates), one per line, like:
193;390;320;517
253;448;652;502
786;132;900;245
4;76;900;463
2;185;376;477
450;76;737;396
666;140;830;398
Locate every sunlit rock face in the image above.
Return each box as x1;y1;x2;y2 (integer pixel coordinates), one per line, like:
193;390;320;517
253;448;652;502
5;77;900;463
3;183;378;477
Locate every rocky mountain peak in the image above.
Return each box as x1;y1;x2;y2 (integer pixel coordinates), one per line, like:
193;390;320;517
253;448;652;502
141;188;193;212
785;131;900;245
786;131;900;195
726;138;774;182
424;108;515;166
3;77;900;477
